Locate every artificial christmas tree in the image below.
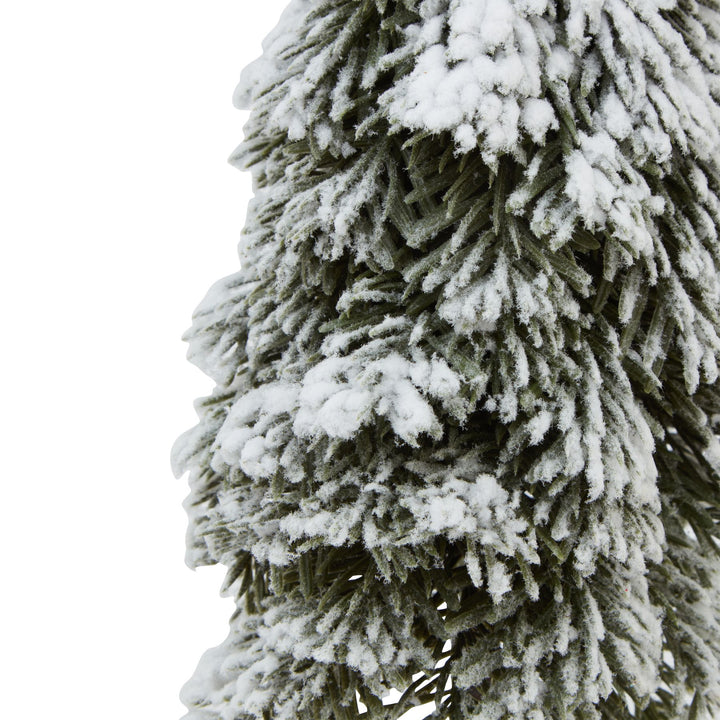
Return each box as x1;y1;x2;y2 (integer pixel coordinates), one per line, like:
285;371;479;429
172;1;720;718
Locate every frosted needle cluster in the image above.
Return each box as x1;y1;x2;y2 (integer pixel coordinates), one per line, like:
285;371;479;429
173;1;720;718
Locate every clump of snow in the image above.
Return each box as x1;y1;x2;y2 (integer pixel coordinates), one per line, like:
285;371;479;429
383;0;558;163
215;383;299;476
398;475;512;538
561;131;663;257
213;349;467;487
293;351;458;446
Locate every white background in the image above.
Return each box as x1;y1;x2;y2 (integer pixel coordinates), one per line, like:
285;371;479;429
1;2;287;717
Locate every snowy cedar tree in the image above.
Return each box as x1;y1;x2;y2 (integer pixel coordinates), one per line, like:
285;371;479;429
172;1;720;718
